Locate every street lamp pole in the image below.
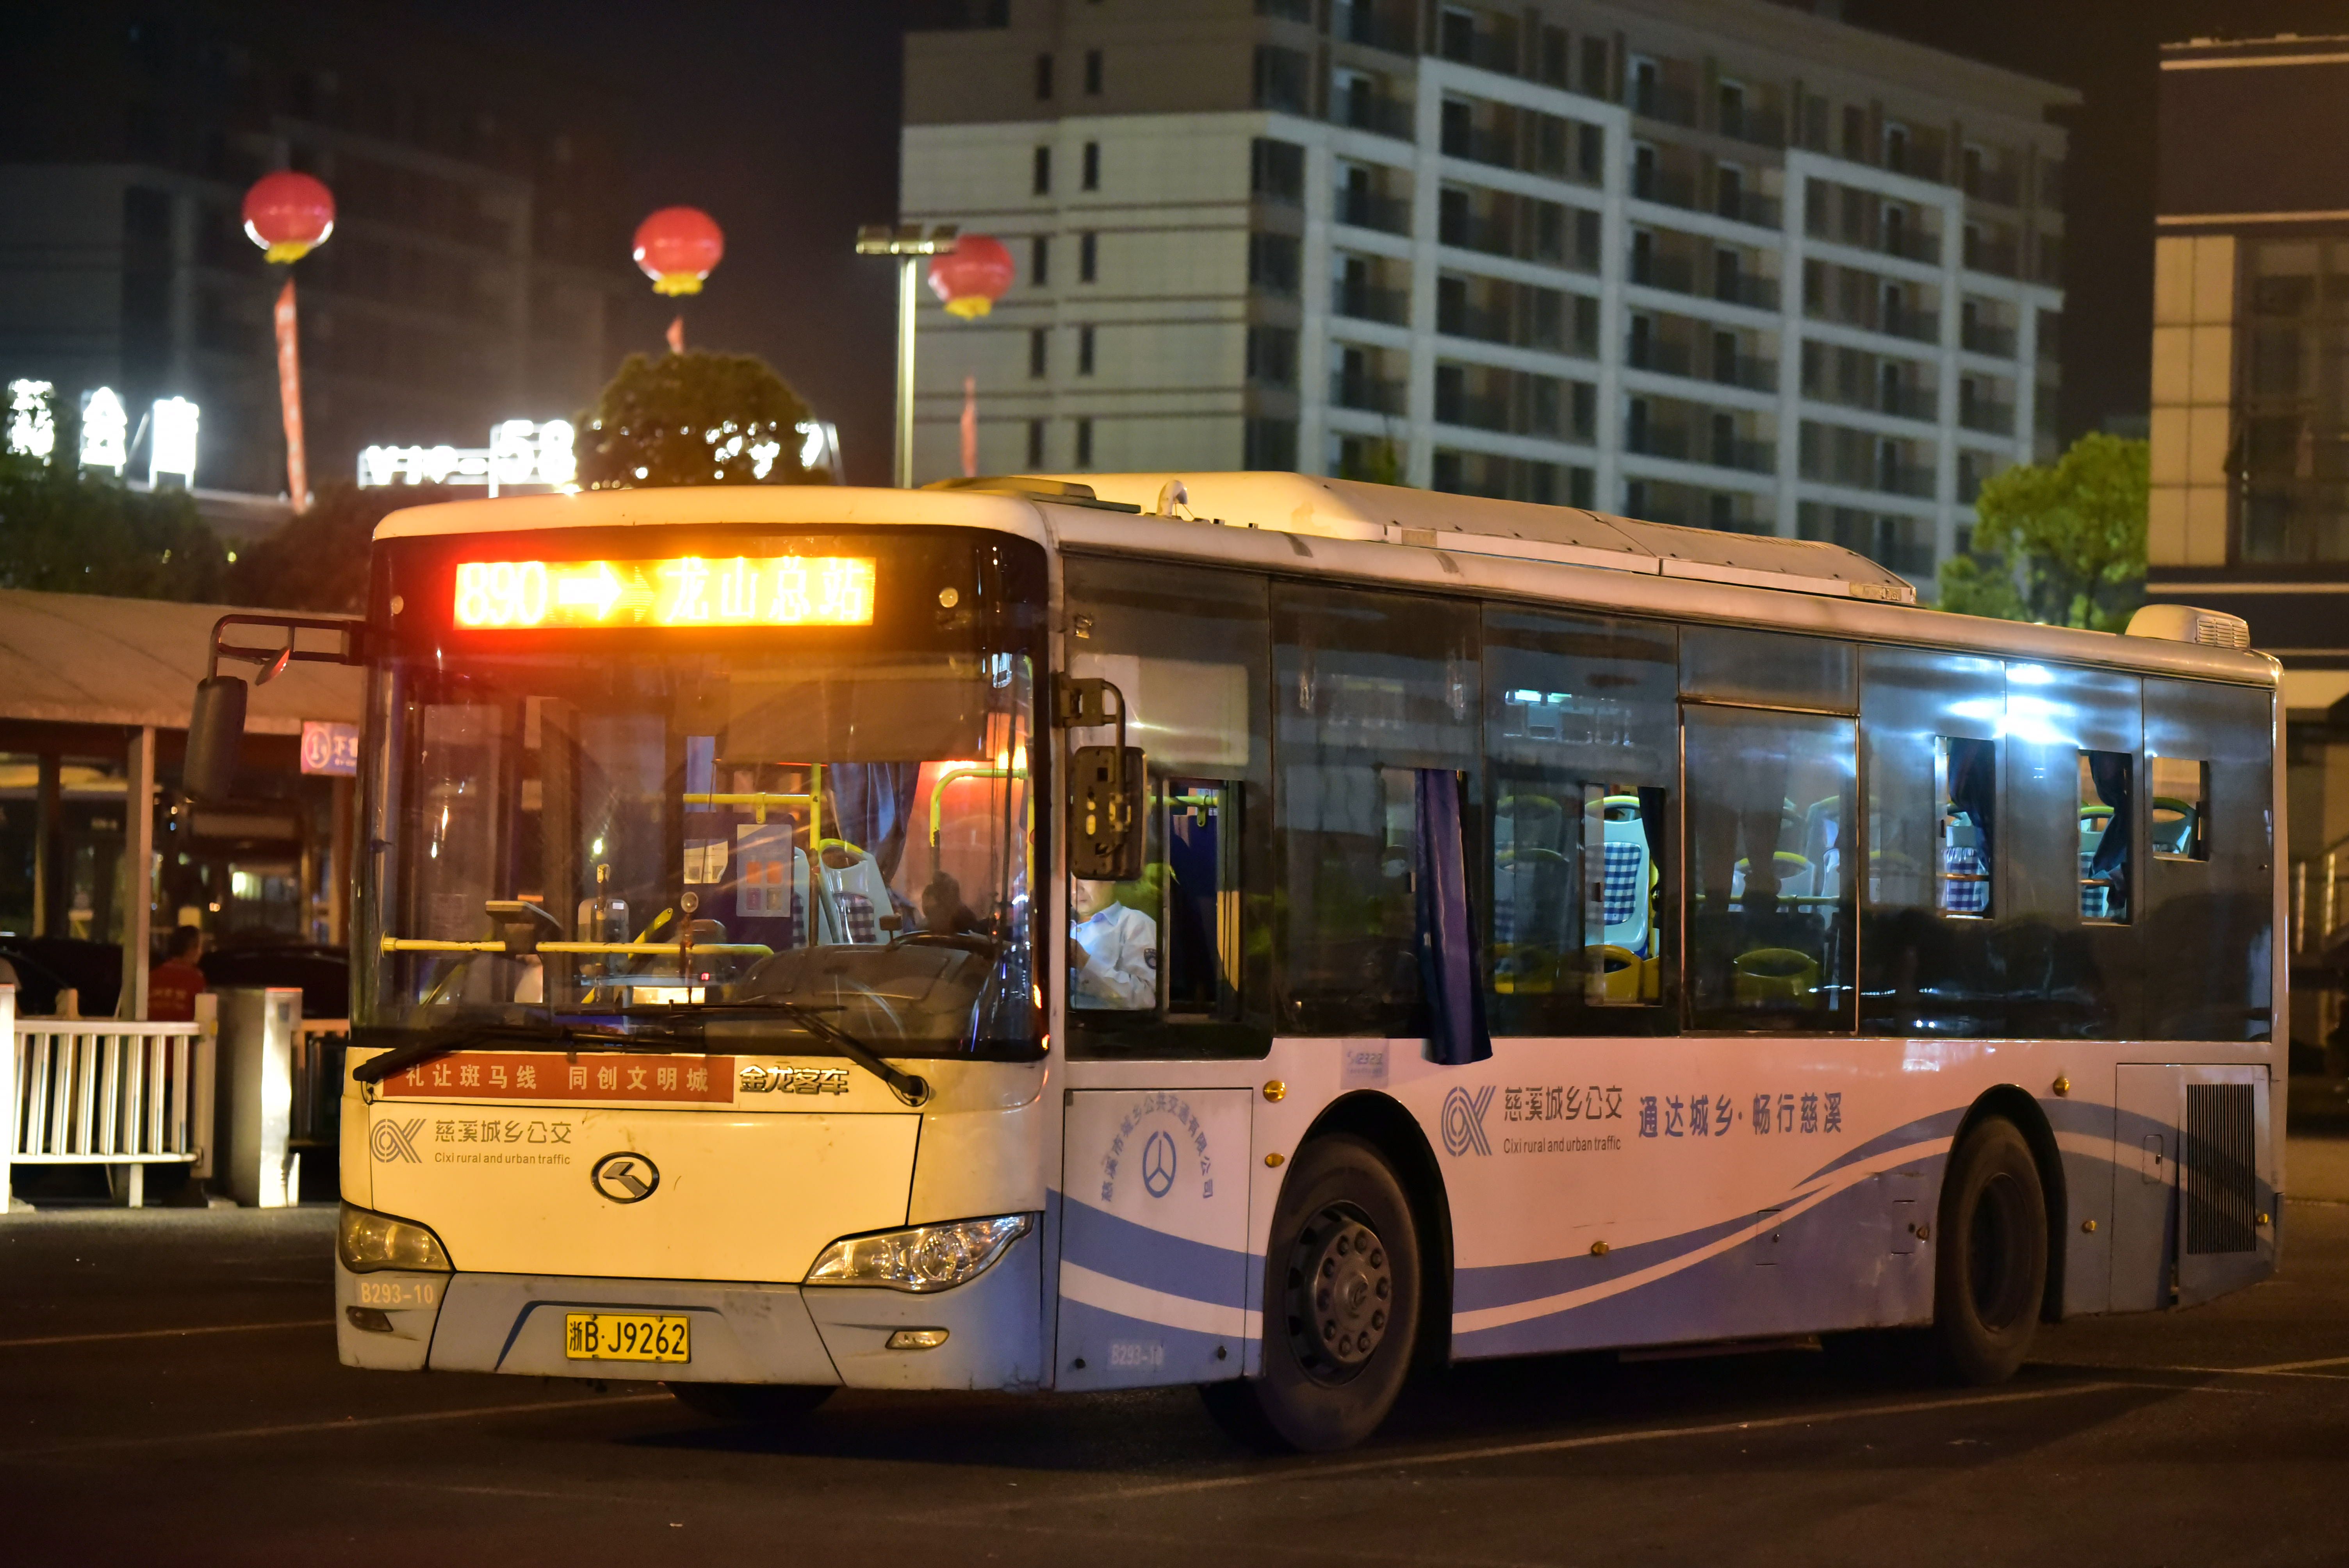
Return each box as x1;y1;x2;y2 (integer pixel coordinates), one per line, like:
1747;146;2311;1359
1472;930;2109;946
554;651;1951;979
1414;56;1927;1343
856;223;959;488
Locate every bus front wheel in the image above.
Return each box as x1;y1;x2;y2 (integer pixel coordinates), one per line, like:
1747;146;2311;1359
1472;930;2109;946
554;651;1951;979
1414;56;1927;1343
1932;1117;2047;1384
1199;1133;1422;1452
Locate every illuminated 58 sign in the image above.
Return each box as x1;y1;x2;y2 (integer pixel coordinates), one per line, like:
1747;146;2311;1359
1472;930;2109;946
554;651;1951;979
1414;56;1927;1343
453;556;877;629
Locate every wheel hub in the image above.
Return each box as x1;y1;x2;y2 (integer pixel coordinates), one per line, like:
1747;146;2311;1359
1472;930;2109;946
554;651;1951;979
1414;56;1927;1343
1290;1206;1392;1378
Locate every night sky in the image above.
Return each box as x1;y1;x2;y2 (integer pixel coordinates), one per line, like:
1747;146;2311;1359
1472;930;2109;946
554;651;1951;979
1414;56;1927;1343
422;0;2348;486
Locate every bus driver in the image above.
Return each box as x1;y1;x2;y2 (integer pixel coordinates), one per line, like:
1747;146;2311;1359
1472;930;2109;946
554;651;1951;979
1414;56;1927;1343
1069;879;1156;1010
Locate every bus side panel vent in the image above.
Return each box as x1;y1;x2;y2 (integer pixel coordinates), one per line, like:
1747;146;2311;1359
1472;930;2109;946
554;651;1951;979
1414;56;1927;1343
2184;1082;2258;1255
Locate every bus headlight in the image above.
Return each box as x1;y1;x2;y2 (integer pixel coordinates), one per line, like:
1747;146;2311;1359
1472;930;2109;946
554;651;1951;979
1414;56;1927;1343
338;1203;454;1274
804;1213;1033;1293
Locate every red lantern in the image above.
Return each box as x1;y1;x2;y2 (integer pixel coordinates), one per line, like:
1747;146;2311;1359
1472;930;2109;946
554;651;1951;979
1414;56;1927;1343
927;235;1016;319
634;207;725;296
242;171;336;264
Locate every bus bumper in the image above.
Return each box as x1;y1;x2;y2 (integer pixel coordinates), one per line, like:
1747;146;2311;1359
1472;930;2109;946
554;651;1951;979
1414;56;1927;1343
337;1228;1046;1391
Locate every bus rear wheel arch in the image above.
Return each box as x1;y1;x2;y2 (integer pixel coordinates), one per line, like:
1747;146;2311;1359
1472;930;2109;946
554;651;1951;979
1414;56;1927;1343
1199;1132;1423;1452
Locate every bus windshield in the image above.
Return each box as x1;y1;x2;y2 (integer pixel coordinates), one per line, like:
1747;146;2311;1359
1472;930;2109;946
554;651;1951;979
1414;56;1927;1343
362;529;1044;1059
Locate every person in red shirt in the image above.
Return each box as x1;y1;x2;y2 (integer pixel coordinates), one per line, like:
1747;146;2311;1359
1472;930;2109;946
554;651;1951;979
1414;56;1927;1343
148;926;208;1022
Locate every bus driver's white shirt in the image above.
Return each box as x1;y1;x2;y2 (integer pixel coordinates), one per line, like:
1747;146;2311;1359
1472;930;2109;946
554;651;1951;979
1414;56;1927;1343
1072;901;1158;1010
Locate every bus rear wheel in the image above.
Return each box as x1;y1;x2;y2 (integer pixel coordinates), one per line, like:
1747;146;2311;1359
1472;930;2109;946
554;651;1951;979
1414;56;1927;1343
666;1382;833;1424
1199;1133;1421;1452
1932;1117;2047;1384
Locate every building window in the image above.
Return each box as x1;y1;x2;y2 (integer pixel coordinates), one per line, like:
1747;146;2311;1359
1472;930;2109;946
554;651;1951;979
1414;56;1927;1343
1030;234;1050;286
1080;231;1098;282
1032;145;1052;195
1035;53;1054;100
1841;104;1866;161
1246;324;1297;387
1084;48;1103;95
1250;137;1306;205
1026;419;1045;468
1579;37;1608;98
1884;121;1909;174
1075;417;1094;468
1078;324;1096;375
1082;140;1101;191
1029;327;1048;378
1253;45;1310;114
1244;417;1297;470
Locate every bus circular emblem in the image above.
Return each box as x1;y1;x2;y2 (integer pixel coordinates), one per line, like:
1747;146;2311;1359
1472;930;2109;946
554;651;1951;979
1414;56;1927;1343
1141;1130;1178;1198
590;1152;660;1204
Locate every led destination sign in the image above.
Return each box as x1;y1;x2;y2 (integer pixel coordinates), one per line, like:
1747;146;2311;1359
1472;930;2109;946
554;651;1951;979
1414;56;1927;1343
453;556;877;629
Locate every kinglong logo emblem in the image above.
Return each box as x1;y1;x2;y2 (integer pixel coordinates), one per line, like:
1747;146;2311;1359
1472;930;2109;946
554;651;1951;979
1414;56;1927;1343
590;1152;660;1204
1441;1085;1495;1158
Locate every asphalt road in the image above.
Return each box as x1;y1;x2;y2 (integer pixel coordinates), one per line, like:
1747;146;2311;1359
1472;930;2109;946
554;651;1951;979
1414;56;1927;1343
5;1180;2349;1566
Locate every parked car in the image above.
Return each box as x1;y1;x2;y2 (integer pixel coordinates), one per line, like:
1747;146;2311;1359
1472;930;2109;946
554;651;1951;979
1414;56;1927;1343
0;938;122;1016
200;944;349;1019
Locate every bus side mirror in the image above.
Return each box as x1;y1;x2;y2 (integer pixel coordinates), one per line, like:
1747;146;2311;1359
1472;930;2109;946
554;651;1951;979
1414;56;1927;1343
184;675;248;801
1069;745;1144;882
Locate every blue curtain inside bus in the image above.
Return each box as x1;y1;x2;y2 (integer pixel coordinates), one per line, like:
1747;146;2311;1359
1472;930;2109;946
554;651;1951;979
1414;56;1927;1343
831;763;922;882
1416;768;1491;1065
2087;750;2133;915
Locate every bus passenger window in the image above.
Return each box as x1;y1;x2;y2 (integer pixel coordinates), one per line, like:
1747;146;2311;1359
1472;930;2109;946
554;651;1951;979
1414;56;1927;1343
1935;736;1994;918
1070;875;1157;1009
1163;781;1238;1016
1580;785;1663;1005
1684;706;1856;1031
2078;750;2133;921
2149;757;2208;861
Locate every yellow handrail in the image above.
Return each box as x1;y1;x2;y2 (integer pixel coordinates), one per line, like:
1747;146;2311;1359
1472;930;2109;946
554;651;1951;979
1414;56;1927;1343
380;938;774;956
929;766;1022;846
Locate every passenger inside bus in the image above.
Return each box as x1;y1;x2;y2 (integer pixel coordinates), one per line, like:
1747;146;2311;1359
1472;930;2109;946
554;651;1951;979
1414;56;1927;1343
1069;878;1157;1009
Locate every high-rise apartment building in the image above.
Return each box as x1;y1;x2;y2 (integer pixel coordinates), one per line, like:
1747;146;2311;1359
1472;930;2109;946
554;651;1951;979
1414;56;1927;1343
2143;35;2349;1064
898;0;2069;593
0;2;631;497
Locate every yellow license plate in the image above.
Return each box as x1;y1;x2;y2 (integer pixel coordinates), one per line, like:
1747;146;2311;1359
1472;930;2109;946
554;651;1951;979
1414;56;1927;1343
563;1312;691;1363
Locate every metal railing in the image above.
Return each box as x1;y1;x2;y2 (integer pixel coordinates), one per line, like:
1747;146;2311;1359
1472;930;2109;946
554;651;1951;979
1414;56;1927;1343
4;987;215;1207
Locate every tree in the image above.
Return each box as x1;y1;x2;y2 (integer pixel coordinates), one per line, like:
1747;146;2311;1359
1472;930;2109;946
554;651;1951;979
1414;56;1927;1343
577;351;832;489
226;480;463;612
0;389;230;601
1940;433;2148;631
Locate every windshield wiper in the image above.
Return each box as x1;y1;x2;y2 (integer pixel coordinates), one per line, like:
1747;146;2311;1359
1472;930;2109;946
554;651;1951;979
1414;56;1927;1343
608;1000;932;1107
349;1016;684;1085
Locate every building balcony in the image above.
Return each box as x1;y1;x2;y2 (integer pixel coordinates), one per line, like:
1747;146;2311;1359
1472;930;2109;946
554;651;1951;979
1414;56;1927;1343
1334;91;1415;142
1631;251;1779;311
1718;102;1786;149
1626;335;1693;376
1962;320;2017;357
1712;355;1779;392
1335;280;1412;326
1631;80;1696;127
1716;189;1782;228
1963;237;2020;277
1964;167;2022;206
1439;121;1517;169
1960;399;2016;435
1337;187;1412;234
1435;297;1509;344
1331;369;1407;415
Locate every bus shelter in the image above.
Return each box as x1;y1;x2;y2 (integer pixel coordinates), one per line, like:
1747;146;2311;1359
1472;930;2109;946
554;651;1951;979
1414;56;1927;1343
0;589;361;1018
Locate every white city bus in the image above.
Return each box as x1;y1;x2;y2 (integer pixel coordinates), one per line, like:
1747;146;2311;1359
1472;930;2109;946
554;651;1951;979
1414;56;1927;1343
209;473;2279;1452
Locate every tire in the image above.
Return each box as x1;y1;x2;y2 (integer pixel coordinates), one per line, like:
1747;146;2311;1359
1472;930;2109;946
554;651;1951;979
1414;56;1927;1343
1199;1133;1422;1452
1932;1117;2048;1384
665;1382;834;1424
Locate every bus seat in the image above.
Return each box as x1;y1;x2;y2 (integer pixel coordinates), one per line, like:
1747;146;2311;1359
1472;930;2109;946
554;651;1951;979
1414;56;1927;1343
1582;943;1643;1003
1731;851;1812;902
2151;796;2196;856
816;842;893;944
1600;822;1649;955
1733;946;1820;1007
1798;796;1842;897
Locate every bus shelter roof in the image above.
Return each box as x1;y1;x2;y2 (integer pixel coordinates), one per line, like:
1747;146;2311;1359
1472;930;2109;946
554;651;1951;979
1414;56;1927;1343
0;589;361;736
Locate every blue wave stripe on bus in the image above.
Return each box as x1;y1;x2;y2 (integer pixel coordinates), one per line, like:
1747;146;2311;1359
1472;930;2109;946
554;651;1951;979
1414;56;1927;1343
1453;1206;1759;1313
1060;1197;1254;1310
1455;1178;1931;1358
1794;1108;1964;1187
